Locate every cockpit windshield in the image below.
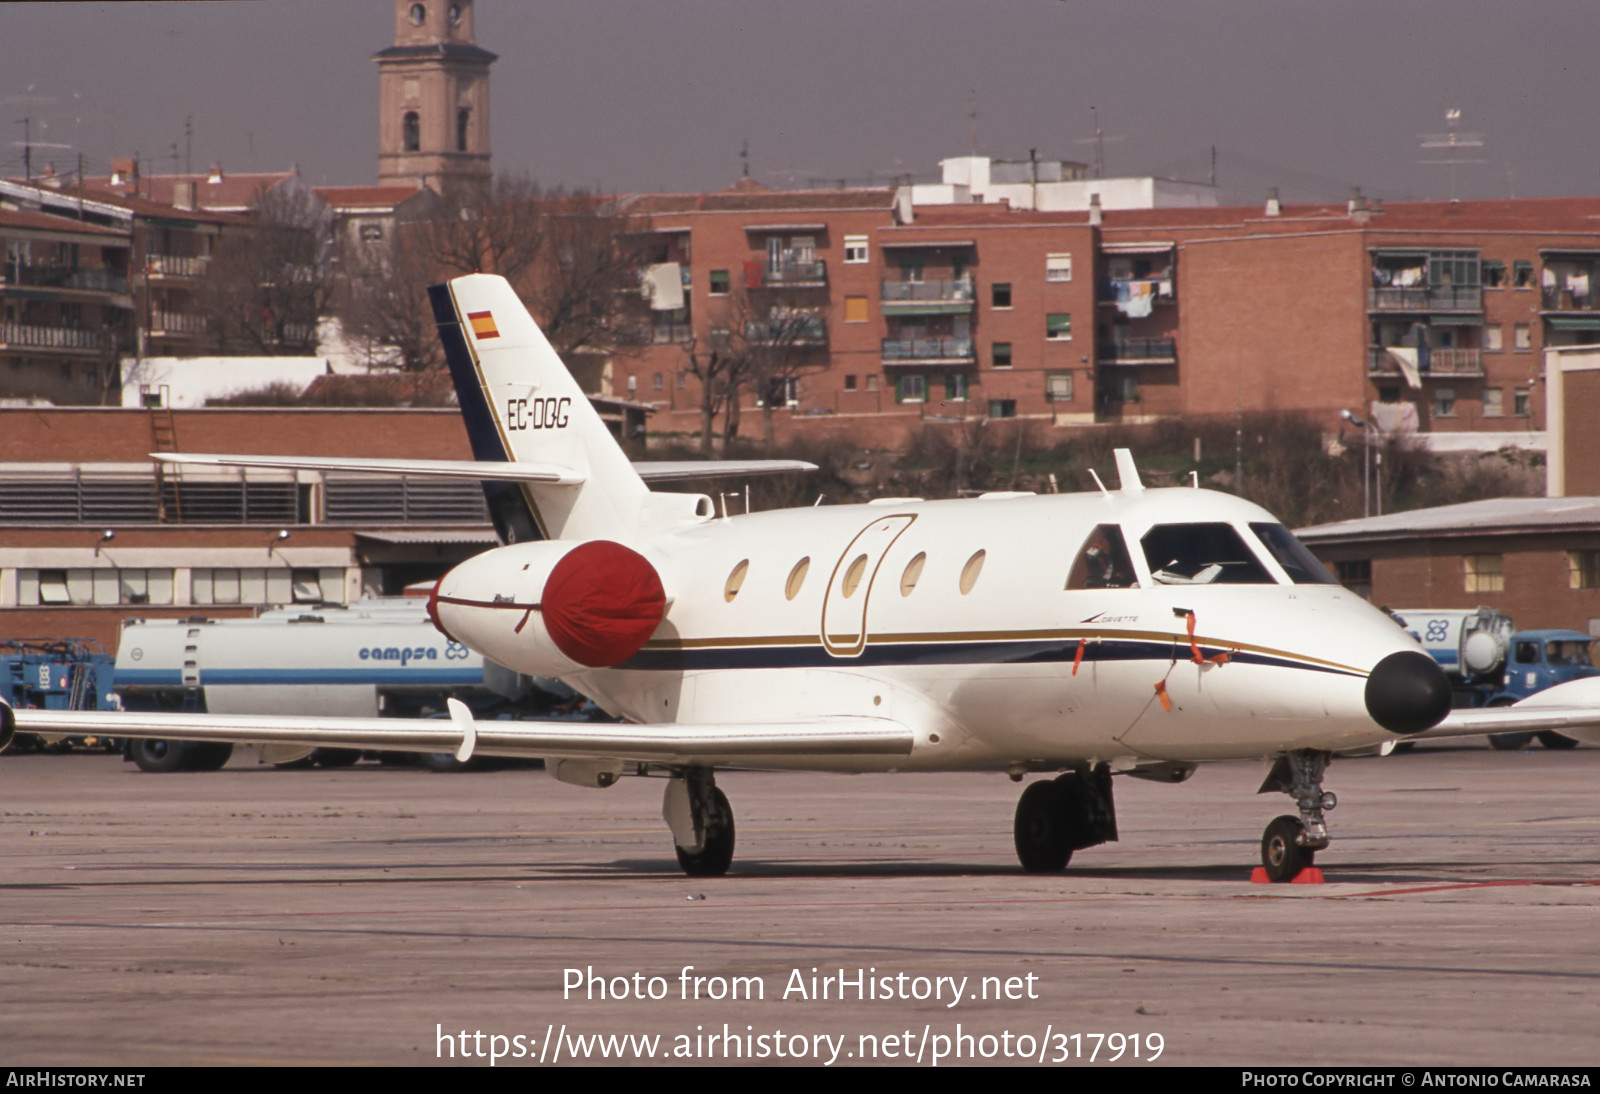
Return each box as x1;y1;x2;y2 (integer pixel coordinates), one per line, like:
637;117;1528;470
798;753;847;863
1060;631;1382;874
1249;523;1340;585
1066;524;1139;589
1140;523;1274;585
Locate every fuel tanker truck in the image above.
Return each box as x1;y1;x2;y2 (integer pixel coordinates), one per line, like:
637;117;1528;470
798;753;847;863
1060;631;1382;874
112;598;570;771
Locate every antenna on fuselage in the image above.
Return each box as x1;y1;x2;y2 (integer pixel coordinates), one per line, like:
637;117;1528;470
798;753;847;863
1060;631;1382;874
1113;449;1145;494
1087;469;1110;497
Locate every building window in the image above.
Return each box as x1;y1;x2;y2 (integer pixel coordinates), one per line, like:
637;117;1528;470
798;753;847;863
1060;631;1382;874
1046;313;1072;341
1570;550;1600;589
843;374;857;391
1433;386;1456;418
1045;254;1072;282
653;372;663;391
898;374;927;403
988;399;1016;419
709;269;729;296
899;260;924;283
843;236;868;264
843;295;869;323
677;371;687;389
1514;387;1531;417
1335;559;1372;600
457;108;471;153
1045;372;1073;402
118;569;175;606
1483;387;1504;417
992;342;1013;369
945;373;968;402
1513;260;1535;289
1463;553;1504;594
865;374;879;392
1482;260;1506;288
1484;324;1502;352
403;111;420;153
1513;324;1531;352
992;282;1012;309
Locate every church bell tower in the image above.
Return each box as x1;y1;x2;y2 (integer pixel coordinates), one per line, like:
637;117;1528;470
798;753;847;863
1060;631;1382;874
375;0;495;192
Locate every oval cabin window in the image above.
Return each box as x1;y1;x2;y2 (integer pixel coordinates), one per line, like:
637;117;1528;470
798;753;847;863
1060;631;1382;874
841;554;869;598
900;552;926;596
959;550;986;595
724;559;750;602
785;557;810;601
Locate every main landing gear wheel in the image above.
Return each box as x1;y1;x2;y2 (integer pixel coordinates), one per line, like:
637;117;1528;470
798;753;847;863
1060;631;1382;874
185;742;234;772
1014;779;1073;872
1487;732;1534;751
665;769;736;877
674;787;735;877
1261;815;1314;883
1012;768;1118;873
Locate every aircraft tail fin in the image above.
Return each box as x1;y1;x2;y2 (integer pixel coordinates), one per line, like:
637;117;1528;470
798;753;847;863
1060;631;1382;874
430;274;651;542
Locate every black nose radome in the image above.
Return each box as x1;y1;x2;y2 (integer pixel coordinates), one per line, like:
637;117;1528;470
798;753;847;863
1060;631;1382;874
1365;650;1452;734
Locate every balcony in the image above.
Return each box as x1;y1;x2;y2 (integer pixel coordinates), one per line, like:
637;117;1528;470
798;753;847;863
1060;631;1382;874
147;310;208;337
881;336;974;364
756;259;826;288
1367;346;1484;378
745;318;827;346
1098;339;1176;365
0;321;109;354
1367;285;1482;312
1099;278;1174;314
2;263;129;296
881;278;975;316
147;253;211;280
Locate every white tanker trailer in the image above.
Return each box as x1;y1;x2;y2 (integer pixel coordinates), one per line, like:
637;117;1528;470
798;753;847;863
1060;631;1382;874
113;599;566;771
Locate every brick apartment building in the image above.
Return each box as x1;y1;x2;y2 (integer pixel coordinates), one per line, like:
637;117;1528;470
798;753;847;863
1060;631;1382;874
612;177;1600;449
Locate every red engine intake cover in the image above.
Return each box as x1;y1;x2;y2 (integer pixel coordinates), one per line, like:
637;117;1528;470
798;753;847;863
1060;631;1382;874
540;540;666;667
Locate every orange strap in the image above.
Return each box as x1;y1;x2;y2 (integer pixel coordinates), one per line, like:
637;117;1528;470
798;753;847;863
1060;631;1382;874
1180;609;1231;666
1072;639;1086;676
1153;679;1172;712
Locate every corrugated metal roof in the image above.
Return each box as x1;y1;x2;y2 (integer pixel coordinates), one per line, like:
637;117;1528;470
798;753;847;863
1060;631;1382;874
1297;496;1600;543
354;529;498;545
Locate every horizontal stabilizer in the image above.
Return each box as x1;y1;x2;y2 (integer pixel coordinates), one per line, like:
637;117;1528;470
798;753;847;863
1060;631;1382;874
13;708;916;764
633;459;818;482
155;452;586;486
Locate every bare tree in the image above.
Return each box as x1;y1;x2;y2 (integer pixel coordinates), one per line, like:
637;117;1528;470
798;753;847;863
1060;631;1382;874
196;183;334;355
679;323;753;455
738;290;830;452
339;221;442;372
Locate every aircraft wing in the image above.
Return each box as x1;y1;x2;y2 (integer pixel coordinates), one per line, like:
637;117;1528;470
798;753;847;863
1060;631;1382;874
1403;676;1600;744
155;452;586;485
5;702;915;764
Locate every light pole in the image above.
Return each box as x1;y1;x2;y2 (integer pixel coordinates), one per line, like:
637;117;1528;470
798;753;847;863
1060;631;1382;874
1340;409;1377;518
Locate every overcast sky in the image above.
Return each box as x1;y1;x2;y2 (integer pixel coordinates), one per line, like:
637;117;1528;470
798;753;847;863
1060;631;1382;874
2;1;1596;205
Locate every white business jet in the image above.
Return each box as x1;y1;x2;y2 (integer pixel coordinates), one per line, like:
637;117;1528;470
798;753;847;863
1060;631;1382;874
9;274;1600;881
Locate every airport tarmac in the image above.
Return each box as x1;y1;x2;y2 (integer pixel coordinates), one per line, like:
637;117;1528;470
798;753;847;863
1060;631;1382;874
3;743;1598;1068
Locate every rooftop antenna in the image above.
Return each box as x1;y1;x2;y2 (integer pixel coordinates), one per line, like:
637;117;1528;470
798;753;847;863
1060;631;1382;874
968;88;978;154
739;137;749;179
1075;106;1124;179
1419;108;1485;202
184;114;193;176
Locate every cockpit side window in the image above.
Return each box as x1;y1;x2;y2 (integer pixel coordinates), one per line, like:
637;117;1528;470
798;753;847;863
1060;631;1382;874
1067;524;1139;589
1140;523;1274;585
1249;522;1339;585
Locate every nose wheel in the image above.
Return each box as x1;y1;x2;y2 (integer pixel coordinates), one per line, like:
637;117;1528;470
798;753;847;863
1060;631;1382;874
1257;750;1334;882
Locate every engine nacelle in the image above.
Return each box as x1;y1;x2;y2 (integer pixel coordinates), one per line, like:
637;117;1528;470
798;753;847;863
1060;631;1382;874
430;539;666;678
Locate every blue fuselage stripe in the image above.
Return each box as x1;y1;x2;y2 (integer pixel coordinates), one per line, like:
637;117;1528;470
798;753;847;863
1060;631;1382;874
618;637;1358;676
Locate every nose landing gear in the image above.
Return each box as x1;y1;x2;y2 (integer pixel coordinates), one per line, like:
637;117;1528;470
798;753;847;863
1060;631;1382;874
1258;750;1334;882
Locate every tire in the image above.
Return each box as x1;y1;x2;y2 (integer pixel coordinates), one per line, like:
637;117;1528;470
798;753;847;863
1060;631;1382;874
130;738;188;774
1487;732;1534;751
185;742;234;772
1013;779;1072;872
312;748;362;768
1537;731;1580;750
1261;814;1313;883
675;787;735;877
